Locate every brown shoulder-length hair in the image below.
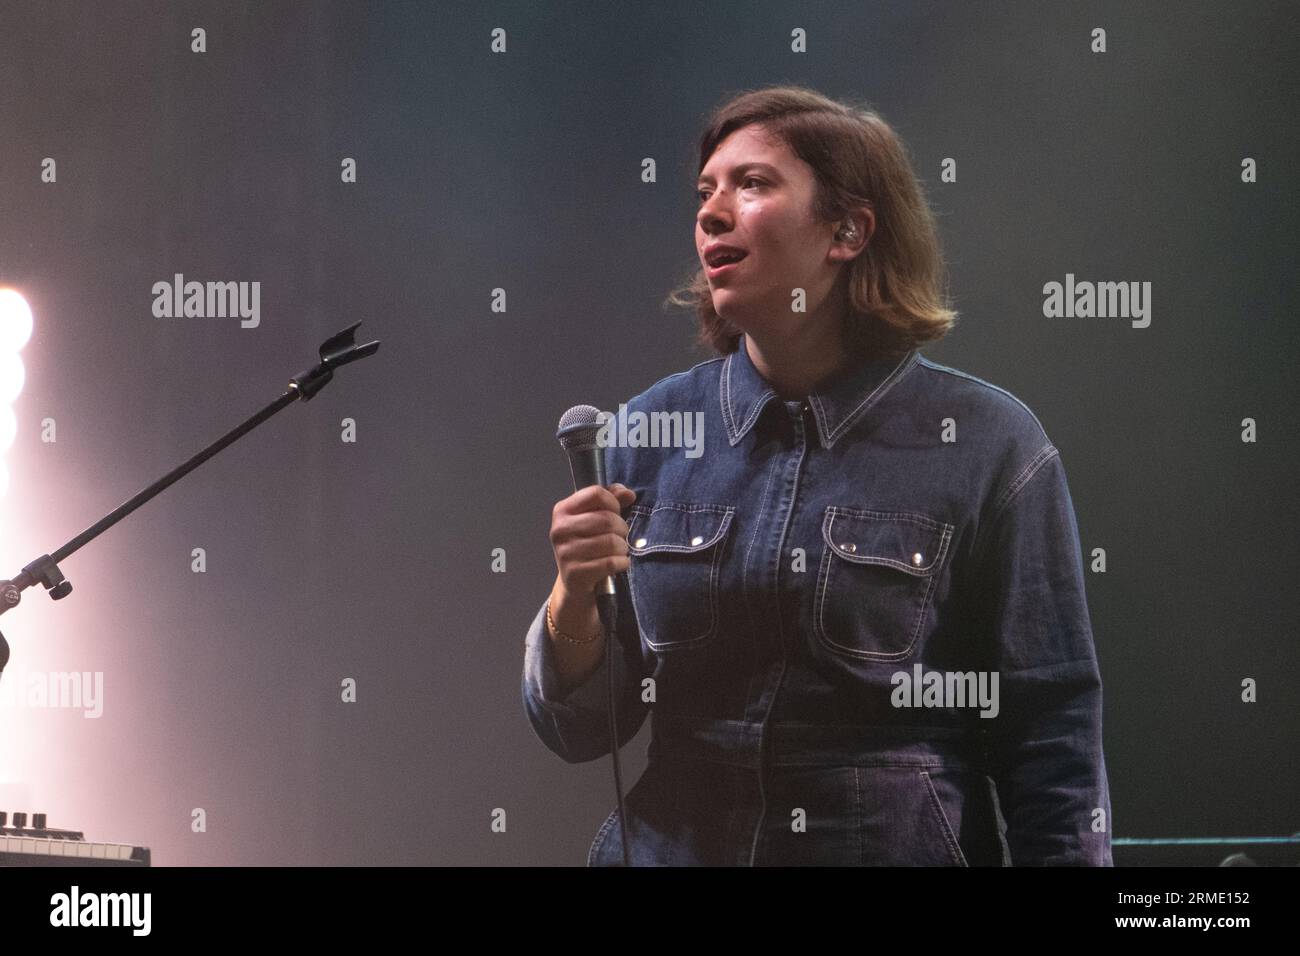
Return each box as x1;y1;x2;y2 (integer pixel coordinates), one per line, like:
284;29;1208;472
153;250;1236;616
664;85;959;357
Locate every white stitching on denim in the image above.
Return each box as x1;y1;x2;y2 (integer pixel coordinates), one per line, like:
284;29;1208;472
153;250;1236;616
625;502;735;650
826;505;949;528
814;510;953;661
910;546;944;648
818;350;921;447
626;502;734;554
854;766;865;865
914;355;1052;445
720;351;736;440
736;389;773;441
720;769;745;866
822;509;953;574
721;345;777;445
996;443;1059;514
587;807;620;866
920;770;969;866
969;445;1061;572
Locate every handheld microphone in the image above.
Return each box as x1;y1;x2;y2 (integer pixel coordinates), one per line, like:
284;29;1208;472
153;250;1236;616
556;405;617;599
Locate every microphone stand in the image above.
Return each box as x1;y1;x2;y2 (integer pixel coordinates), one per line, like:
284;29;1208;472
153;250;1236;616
0;322;380;681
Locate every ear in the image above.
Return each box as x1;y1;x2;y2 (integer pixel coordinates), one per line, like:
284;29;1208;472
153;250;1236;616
829;205;876;263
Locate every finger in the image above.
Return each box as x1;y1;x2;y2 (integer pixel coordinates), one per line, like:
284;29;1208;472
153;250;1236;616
556;532;629;563
570;554;631;580
560;484;622;516
553;509;630;543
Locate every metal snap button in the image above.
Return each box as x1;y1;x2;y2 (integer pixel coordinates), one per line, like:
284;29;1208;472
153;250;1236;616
842;542;857;553
690;535;704;546
912;552;923;565
634;537;647;548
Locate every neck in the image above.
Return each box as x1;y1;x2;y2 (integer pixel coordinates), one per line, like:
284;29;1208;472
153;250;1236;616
741;314;852;401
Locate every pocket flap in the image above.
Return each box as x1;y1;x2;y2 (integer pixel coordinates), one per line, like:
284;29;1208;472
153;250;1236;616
627;502;735;555
821;507;952;575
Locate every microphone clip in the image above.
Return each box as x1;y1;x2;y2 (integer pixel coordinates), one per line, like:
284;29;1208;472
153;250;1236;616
290;321;382;402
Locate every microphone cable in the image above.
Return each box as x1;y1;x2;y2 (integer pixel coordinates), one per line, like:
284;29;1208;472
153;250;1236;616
596;587;632;867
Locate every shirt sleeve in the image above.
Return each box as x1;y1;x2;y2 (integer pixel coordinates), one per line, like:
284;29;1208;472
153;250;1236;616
972;446;1114;866
520;572;651;764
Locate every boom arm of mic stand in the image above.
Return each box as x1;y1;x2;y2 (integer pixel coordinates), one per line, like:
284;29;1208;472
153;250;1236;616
0;322;380;678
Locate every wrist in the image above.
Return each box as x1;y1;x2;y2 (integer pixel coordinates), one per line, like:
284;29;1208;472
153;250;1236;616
546;595;603;645
551;576;595;612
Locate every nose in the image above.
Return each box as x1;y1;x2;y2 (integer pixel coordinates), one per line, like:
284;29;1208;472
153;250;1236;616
697;189;732;237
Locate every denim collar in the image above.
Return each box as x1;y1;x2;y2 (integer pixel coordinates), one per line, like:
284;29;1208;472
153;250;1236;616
720;333;920;449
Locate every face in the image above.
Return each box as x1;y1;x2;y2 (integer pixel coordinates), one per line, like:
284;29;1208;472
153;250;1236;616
695;123;858;334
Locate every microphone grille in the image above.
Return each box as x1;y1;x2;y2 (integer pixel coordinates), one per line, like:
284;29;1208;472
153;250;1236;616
557;404;604;451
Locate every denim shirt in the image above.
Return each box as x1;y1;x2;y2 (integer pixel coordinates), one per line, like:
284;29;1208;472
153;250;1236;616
522;334;1112;866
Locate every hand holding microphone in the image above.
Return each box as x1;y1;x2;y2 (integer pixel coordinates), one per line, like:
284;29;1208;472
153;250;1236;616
545;484;636;690
547;405;636;689
549;483;637;612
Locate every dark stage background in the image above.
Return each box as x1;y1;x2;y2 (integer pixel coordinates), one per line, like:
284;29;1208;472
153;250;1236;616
0;0;1295;865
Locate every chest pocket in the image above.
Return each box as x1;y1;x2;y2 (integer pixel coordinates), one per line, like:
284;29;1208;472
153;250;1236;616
625;501;735;651
814;506;953;661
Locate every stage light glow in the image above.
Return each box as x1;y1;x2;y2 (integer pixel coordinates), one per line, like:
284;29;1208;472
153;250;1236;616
0;353;24;405
0;406;15;453
0;289;33;352
0;288;24;499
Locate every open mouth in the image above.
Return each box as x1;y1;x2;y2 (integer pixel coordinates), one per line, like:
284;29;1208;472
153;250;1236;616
705;250;748;276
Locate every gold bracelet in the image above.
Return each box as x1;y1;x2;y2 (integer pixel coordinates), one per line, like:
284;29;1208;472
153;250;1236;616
546;597;604;645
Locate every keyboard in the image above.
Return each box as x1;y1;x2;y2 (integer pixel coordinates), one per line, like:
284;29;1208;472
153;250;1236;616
0;812;151;866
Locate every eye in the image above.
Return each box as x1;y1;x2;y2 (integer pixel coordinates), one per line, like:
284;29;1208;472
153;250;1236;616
697;177;765;204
